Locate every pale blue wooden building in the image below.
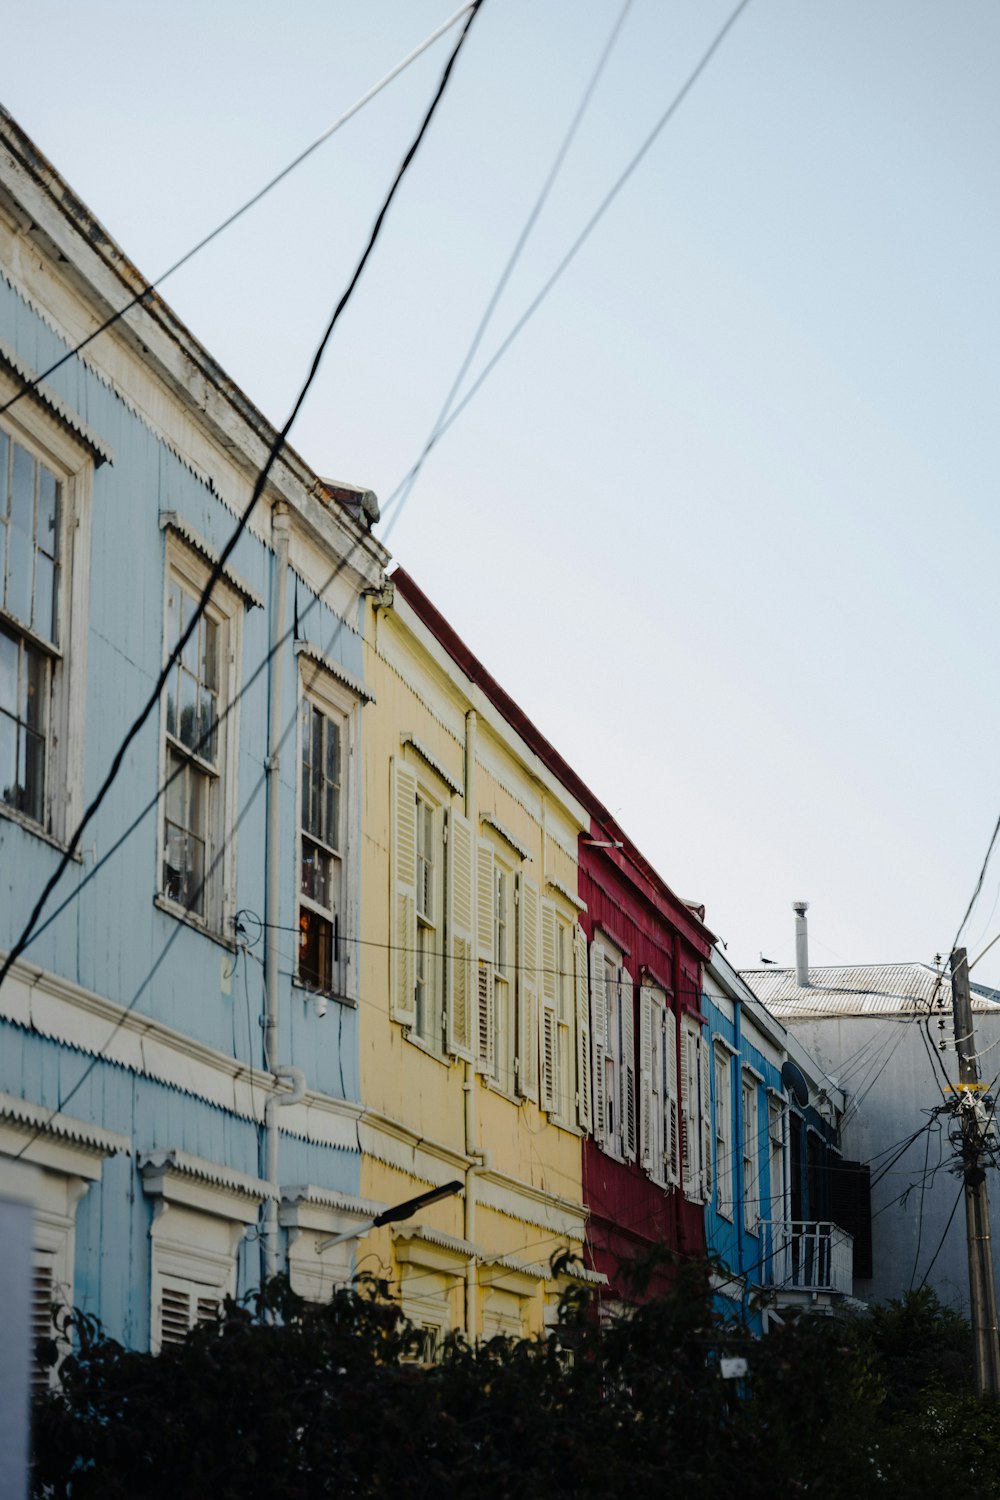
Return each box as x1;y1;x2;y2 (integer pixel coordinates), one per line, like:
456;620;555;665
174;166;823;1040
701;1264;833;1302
0;105;387;1356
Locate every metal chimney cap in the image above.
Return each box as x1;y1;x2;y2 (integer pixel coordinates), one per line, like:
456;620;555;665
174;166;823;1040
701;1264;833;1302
792;901;809;916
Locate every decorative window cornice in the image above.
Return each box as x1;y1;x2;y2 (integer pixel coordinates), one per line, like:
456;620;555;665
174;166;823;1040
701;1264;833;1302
481;813;531;862
159;512;263;609
296;641;373;703
545;875;585;912
0;335;114;465
400;734;463;796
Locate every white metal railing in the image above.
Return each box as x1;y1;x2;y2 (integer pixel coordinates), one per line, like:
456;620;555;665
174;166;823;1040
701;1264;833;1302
758;1221;854;1295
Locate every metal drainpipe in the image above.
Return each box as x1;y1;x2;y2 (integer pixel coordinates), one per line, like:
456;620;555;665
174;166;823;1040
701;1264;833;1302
464;710;478;1337
262;501;299;1287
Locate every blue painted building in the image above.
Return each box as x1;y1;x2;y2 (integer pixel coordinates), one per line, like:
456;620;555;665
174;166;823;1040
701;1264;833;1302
0;106;389;1356
702;948;852;1328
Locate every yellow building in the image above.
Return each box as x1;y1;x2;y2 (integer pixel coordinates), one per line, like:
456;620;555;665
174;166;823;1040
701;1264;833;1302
358;568;596;1343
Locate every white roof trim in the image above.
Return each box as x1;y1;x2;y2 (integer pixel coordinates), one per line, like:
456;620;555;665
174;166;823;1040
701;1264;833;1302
481;1250;547;1280
139;1148;272;1203
296;640;373;703
0;334;115;465
545;876;586;912
159;511;264;609
392;1223;478;1258
280;1184;384;1217
481;813;531;862
400;734;463;796
0;1091;130;1158
552;1263;608;1286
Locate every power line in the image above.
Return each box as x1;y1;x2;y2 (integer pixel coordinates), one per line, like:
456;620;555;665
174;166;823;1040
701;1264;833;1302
6;0;753;973
379;0;754;523
915;1181;964;1293
391;0;636;520
0;3;478;421
953;808;1000;952
0;0;483;1002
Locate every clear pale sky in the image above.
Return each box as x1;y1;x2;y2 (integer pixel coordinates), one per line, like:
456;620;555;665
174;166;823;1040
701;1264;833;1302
5;1;999;982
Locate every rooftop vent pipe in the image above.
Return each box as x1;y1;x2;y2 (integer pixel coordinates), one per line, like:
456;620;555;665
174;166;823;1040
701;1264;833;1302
793;901;810;987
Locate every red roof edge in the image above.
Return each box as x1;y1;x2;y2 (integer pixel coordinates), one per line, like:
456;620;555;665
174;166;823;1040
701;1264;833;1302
390;567;714;957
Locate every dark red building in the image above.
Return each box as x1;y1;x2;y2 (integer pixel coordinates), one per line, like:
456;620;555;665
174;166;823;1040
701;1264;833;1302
578;825;713;1305
389;569;714;1306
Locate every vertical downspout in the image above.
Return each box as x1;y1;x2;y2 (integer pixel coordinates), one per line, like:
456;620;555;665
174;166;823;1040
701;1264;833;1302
262;502;306;1287
463;710;478;1337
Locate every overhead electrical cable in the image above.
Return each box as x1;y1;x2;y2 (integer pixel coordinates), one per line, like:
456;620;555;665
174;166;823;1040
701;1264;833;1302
953;807;1000;951
390;0;636;519
5;0;747;965
0;0;483;1000
0;2;479;420
379;0;754;522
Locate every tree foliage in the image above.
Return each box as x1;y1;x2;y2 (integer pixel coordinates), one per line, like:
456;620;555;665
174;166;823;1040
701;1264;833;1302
31;1262;1000;1499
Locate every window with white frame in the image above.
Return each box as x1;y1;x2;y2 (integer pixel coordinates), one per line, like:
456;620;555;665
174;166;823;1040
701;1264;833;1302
714;1043;734;1220
681;1018;712;1204
0;409;91;842
768;1095;787;1222
590;937;635;1159
639;985;680;1188
297;667;357;1000
742;1070;760;1233
160;541;241;937
539;901;587;1125
390;758;474;1060
491;858;515;1092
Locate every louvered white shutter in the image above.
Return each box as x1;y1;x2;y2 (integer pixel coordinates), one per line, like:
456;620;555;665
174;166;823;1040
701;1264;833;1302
517;875;540;1101
446;809;474;1059
639;986;654;1170
621;967;636;1160
700;1034;714;1205
665;1006;680;1186
540;899;558;1112
158;1275;221;1350
681;1024;698;1201
591;940;607;1145
31;1255;56;1388
475;840;495;1073
574;926;592;1132
390;759;418;1026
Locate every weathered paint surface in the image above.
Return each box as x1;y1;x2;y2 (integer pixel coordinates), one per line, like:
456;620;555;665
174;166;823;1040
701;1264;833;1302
0;114;383;1346
359;578;589;1339
579;824;712;1302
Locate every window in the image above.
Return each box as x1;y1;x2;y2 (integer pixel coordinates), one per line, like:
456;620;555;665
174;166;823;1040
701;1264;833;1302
768;1096;787;1221
297;665;358;1000
539;900;590;1127
590;938;635;1158
390;758;472;1059
157;1273;221;1348
415;793;439;1041
681;1019;712;1204
714;1044;734;1220
0;412;90;842
639;986;680;1187
491;860;515;1092
160;541;241;936
742;1071;760;1234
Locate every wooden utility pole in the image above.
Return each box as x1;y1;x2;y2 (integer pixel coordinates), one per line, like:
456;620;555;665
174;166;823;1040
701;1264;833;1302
950;947;1000;1398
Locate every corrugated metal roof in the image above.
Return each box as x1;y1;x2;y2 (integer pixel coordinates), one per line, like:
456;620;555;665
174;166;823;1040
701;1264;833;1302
740;963;1000;1018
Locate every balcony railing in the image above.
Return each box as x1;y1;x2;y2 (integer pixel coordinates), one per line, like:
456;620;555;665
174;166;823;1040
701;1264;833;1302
757;1221;854;1296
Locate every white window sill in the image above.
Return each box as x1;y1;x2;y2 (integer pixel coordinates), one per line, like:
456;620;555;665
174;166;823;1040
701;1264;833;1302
292;975;357;1010
154;894;236;952
403;1030;454;1069
0;800;80;858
